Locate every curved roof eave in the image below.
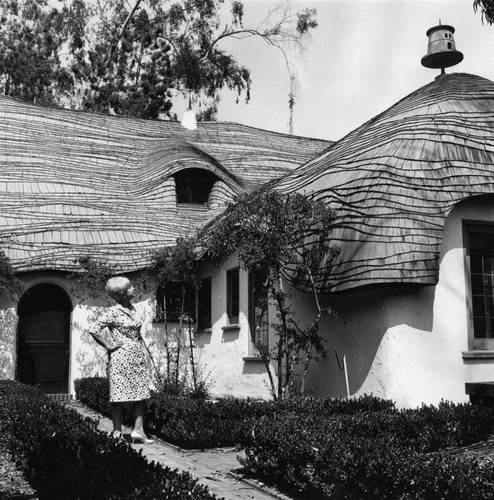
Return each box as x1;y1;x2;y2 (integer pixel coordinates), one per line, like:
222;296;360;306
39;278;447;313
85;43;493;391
274;73;494;294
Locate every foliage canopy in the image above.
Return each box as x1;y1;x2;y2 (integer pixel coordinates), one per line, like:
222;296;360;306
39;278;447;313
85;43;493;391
0;0;317;120
204;189;340;399
205;189;339;293
474;0;494;24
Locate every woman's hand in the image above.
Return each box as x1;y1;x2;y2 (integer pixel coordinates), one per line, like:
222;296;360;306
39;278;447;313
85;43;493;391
107;341;124;353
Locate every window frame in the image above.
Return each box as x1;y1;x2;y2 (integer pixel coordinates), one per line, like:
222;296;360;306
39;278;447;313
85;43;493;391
226;268;240;325
248;271;269;356
464;221;494;350
154;281;195;323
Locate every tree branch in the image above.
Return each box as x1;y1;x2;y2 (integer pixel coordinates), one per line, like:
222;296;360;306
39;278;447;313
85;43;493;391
118;0;143;46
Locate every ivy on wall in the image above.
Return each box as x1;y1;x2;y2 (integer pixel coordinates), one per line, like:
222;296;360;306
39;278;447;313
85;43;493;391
68;256;152;301
68;256;122;301
0;250;24;298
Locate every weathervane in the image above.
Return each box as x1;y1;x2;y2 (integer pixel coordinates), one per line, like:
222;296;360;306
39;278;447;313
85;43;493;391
421;21;463;75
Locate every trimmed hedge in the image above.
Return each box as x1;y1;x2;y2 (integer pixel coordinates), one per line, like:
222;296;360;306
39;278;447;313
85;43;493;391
0;381;219;500
74;376;493;498
240;410;494;499
74;377;397;449
76;377;272;448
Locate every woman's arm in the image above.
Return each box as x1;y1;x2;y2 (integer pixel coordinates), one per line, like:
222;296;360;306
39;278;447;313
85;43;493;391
89;328;123;352
88;311;123;353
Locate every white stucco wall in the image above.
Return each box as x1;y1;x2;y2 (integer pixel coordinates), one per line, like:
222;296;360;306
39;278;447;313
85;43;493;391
68;279;176;395
5;197;494;405
0;296;18;381
298;198;494;408
0;264;274;400
0;272;168;395
195;257;274;400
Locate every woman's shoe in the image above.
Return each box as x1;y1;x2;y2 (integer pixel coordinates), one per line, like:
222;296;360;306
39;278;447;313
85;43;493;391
130;430;154;444
111;430;124;441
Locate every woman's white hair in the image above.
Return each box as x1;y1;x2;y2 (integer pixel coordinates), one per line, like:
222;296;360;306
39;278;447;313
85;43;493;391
105;276;130;301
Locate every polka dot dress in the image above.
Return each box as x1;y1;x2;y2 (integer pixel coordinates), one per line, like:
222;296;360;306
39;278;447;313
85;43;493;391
90;303;151;403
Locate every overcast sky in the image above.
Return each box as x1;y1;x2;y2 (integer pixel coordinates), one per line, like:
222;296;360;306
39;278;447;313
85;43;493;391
188;0;494;141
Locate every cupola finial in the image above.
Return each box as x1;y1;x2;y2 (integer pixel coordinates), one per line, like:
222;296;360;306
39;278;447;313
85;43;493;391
421;23;463;75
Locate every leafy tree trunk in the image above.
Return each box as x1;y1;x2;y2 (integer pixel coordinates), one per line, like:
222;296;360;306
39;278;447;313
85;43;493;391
175;285;187;385
188;314;197;391
174;332;181;385
272;282;290;399
277;333;284;400
300;346;313;395
278;277;294;399
298;265;329;394
163;290;171;380
252;306;277;399
204;190;340;401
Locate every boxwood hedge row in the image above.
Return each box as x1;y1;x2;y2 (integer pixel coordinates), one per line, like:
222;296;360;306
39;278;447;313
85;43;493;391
74;377;397;449
0;381;218;500
240;409;494;499
74;376;494;499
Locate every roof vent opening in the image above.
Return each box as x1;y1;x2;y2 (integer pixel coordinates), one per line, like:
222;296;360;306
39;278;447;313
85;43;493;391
174;168;218;205
421;22;463;75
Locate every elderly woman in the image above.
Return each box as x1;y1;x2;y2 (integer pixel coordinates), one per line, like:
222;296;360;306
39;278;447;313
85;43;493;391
89;276;154;444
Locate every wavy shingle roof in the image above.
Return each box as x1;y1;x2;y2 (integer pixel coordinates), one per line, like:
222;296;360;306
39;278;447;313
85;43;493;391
275;73;494;293
0;96;330;272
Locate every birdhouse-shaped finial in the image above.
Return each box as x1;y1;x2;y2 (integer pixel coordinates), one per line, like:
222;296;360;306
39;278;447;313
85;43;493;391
421;23;463;74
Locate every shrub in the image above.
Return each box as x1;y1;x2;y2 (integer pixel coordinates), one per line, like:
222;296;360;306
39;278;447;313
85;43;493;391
75;377;486;451
74;376;492;498
0;381;219;499
75;377;273;448
74;376;110;414
146;393;272;449
272;393;396;416
239;408;491;499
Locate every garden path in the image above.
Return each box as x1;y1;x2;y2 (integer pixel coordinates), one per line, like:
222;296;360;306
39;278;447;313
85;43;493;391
64;400;291;500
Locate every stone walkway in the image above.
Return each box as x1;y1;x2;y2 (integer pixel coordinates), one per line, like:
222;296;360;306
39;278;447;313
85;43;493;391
64;401;291;500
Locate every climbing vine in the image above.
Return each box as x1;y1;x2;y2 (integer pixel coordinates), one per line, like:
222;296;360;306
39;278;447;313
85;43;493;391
147;237;201;391
204;189;341;400
0;250;24;297
68;256;121;301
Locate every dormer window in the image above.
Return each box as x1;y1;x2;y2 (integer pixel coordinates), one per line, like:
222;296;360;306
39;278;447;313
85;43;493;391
174;168;218;205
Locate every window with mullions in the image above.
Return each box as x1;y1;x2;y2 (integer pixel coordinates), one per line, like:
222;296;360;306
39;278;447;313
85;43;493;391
155;282;195;323
468;227;494;348
227;268;239;325
249;272;269;355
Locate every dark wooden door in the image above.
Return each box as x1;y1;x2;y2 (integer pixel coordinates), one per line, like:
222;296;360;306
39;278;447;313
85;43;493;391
17;284;72;393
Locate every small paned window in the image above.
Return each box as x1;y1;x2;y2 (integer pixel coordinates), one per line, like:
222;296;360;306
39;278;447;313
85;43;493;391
155;282;195;322
467;226;494;348
227;268;239;325
249;271;269;355
197;277;212;331
174;168;217;205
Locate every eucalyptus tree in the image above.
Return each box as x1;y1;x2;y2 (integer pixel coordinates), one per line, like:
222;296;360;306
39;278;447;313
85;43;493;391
0;0;317;120
474;0;494;24
0;0;73;106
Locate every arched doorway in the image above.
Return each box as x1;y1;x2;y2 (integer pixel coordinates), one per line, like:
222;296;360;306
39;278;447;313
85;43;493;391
17;284;72;393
